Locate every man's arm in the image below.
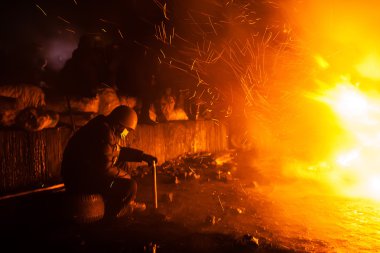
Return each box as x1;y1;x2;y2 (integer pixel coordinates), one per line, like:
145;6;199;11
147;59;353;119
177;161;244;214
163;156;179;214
119;147;158;165
95;124;123;178
119;147;144;162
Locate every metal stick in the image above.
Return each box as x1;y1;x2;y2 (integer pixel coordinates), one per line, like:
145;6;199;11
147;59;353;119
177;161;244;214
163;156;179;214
153;160;158;209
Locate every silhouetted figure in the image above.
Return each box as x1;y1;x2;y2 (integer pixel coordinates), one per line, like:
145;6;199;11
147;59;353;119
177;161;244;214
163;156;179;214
58;34;107;98
61;106;157;219
105;40;160;124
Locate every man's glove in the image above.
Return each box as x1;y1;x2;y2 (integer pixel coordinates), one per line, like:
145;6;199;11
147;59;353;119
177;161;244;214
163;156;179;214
142;153;158;165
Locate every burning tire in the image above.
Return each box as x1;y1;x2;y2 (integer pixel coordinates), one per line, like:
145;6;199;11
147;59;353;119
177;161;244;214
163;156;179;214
64;193;105;224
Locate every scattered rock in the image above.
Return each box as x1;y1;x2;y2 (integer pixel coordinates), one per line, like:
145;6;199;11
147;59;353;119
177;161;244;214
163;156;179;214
205;215;217;225
236;234;259;249
227;206;246;215
144;242;159;253
161;192;174;203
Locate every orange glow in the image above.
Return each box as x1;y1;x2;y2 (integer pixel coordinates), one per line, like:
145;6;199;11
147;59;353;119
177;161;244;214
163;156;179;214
314;55;330;69
309;80;380;200
259;1;380;202
356;54;380;80
321;82;368;118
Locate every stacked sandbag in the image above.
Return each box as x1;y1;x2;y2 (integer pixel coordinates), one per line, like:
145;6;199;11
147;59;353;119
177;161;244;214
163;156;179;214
97;87;122;116
159;93;188;121
119;95;137;109
0;84;139;130
45;95;99;113
0;84;45;108
0;96;18;126
15;107;59;132
0;84;56;130
46;87;137;128
45;94;99;128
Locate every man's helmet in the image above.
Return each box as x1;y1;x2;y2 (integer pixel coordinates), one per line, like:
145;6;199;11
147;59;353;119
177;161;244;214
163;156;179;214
107;106;138;130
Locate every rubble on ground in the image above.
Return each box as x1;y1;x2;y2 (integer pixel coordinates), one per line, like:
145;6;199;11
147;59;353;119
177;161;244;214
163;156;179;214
132;150;238;183
235;234;260;249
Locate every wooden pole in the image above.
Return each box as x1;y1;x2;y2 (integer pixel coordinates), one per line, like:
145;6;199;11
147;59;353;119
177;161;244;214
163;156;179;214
153;160;158;209
0;184;65;201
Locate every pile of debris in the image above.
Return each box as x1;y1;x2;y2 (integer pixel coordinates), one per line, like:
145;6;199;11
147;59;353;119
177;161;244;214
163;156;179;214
132;150;238;183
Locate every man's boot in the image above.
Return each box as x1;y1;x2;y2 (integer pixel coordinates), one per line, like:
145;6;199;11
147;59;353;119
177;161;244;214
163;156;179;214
116;201;146;218
130;201;147;212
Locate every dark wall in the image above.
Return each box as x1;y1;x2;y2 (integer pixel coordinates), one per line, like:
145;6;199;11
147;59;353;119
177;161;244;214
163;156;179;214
0;120;228;196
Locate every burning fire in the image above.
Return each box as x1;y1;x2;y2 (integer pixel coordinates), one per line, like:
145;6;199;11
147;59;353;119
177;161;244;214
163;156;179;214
147;0;380;202
310;67;380;200
261;1;380;202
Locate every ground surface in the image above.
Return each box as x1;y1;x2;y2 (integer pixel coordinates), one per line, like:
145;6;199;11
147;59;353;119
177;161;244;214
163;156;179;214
0;151;296;253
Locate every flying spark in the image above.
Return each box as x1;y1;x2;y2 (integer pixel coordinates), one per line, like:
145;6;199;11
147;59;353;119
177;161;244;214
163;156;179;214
35;4;47;16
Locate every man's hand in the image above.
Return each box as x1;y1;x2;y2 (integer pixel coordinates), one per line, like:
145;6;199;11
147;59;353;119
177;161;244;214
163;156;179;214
142;153;158;165
118;171;131;179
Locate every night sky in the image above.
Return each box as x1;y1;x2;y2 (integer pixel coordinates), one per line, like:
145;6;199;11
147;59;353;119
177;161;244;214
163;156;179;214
0;0;164;85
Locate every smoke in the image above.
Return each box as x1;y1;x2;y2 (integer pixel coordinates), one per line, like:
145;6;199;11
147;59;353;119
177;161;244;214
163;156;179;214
40;35;79;71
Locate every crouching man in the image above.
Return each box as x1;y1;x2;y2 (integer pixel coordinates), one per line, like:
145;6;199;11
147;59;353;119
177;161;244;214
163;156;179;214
61;105;157;219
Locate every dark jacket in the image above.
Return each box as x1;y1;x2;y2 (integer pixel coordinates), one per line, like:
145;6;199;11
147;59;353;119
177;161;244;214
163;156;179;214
61;115;144;193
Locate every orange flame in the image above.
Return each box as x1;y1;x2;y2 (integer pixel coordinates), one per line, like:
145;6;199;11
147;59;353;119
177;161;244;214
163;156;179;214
272;1;380;201
311;75;380;200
